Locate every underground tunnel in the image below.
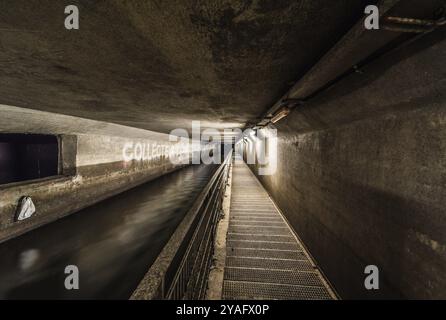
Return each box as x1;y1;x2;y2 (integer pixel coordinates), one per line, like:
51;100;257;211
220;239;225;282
0;0;445;304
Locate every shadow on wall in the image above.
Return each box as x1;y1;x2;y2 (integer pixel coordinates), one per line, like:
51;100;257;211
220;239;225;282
249;140;446;299
311;178;445;299
243;24;446;299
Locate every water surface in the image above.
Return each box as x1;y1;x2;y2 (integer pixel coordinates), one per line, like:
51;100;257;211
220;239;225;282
0;164;217;299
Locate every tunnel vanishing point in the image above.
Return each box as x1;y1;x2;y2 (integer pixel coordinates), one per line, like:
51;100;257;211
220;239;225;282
0;0;445;301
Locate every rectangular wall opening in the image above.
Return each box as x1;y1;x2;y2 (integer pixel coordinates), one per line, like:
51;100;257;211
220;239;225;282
0;134;59;185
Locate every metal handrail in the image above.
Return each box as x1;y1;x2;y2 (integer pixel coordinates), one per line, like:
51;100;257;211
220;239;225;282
131;152;232;300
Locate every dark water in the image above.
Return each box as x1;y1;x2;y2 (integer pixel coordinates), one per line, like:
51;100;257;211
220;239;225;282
0;164;217;299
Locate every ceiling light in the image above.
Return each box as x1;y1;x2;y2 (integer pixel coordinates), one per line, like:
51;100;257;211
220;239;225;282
270;107;290;124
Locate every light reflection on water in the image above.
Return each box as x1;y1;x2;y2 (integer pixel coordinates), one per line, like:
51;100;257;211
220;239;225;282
0;164;217;299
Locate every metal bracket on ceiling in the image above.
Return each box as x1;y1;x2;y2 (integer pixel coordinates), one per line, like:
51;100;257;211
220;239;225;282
264;99;304;125
382;16;446;33
279;98;305;109
254;99;305;127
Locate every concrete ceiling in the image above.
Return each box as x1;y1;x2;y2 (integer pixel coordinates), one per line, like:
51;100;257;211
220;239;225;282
0;0;370;134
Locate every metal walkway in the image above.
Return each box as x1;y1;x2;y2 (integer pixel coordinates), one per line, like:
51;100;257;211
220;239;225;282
222;161;335;300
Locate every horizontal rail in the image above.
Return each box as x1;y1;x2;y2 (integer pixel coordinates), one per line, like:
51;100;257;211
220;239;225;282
131;152;232;300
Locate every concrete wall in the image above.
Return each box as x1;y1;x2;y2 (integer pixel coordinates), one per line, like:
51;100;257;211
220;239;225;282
0;106;192;242
247;28;446;299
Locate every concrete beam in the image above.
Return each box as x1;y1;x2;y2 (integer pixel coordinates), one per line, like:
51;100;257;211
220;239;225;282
258;0;444;125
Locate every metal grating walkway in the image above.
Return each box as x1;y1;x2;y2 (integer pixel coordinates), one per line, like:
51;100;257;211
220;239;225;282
222;161;335;300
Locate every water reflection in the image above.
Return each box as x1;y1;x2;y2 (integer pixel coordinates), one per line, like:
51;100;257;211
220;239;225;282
0;164;217;299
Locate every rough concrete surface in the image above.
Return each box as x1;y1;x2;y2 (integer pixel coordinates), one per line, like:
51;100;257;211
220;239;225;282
206;162;232;300
249;27;446;299
1;0;446;301
0;0;369;133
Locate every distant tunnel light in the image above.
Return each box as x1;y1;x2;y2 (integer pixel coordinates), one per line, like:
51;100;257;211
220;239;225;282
0;134;59;185
270;107;290;124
